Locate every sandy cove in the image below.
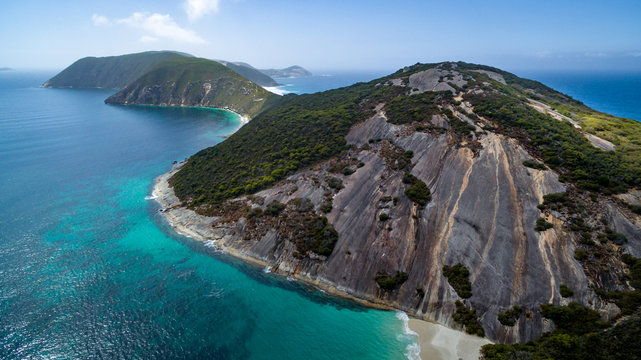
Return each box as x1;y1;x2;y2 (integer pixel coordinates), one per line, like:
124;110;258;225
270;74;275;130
152;163;491;360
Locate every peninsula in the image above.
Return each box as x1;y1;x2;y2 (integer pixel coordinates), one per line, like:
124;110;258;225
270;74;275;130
158;62;641;358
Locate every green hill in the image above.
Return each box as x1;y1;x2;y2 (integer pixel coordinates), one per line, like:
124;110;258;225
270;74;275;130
260;65;312;78
42;51;190;89
217;60;279;87
104;57;278;118
170;61;641;204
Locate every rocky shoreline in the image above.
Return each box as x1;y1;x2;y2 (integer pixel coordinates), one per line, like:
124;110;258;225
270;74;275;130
152;163;492;360
152;163;399;312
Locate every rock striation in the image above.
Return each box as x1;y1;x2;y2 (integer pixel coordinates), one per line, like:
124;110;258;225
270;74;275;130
156;62;641;344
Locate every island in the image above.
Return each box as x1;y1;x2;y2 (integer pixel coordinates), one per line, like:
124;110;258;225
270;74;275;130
260;65;312;78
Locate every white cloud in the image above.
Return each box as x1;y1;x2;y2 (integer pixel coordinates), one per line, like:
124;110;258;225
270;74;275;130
584;52;608;58
184;0;220;22
139;35;159;43
117;12;206;44
92;14;110;26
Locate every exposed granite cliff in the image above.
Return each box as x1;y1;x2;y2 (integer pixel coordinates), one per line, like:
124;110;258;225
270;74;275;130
105;57;278;119
156;63;641;344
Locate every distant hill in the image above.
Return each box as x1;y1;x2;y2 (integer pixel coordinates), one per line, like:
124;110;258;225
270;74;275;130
43;51;189;89
0;67;13;71
260;66;312;78
105;57;278;118
216;60;279;87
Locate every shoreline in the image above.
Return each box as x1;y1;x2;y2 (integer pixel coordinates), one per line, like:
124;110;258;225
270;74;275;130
152;164;491;360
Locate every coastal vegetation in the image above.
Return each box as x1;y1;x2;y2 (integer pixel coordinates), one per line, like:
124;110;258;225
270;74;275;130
497;305;524;326
442;263;472;299
465;91;640;193
105;57;277;118
375;270;408;291
385;91;451;124
171;78;401;205
453;301;485;336
484;256;641;359
43;51;188;89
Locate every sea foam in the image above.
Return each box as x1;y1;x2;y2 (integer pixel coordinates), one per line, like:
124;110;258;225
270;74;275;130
396;312;421;360
262;86;290;96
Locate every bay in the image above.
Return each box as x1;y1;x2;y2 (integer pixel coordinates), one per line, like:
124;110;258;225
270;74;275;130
0;71;416;359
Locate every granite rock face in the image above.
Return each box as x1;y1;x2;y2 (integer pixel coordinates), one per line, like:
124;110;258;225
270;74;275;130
160;65;641;344
177;105;637;343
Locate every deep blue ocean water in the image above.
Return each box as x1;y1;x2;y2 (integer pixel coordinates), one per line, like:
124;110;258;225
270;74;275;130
277;70;641;124
516;70;641;122
274;71;389;94
0;71;417;359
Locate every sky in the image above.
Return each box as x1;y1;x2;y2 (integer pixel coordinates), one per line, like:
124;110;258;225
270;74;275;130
1;0;641;72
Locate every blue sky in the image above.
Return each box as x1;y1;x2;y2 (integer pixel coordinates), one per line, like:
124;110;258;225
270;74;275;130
2;0;640;72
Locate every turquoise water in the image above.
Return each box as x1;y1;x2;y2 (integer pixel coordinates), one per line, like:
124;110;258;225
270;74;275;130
0;72;416;359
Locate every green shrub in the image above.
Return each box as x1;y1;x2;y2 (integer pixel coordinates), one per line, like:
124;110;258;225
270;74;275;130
606;231;628;245
342;167;355;176
264;201;285;216
453;301;485;337
293;216;339;256
375;270;408;291
535;217;553;231
320;202;333;213
404;180;432;206
247;207;263;219
543;192;567;204
560;284;574;298
540;302;605;335
327;177;343;190
497;305;524;326
574;249;588;261
523;159;547;170
379;213;390;221
443;263;472;298
402;172;418;184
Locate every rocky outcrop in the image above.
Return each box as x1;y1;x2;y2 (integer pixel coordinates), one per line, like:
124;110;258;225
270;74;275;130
154;62;641;345
155;102;639;343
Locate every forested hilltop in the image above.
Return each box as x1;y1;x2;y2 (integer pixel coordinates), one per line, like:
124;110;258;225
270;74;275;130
42;51;189;89
165;61;641;355
105;57;278;118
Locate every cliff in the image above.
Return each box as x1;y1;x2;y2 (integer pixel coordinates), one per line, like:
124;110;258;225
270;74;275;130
105;57;278;119
160;62;641;344
42;51;189;89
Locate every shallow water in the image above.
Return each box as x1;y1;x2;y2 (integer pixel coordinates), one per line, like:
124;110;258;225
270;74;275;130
0;71;416;359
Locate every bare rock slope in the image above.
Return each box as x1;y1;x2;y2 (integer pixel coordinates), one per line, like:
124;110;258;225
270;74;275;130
158;63;641;344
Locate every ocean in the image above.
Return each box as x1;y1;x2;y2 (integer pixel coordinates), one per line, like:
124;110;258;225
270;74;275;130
1;68;639;359
514;70;641;122
0;71;417;359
